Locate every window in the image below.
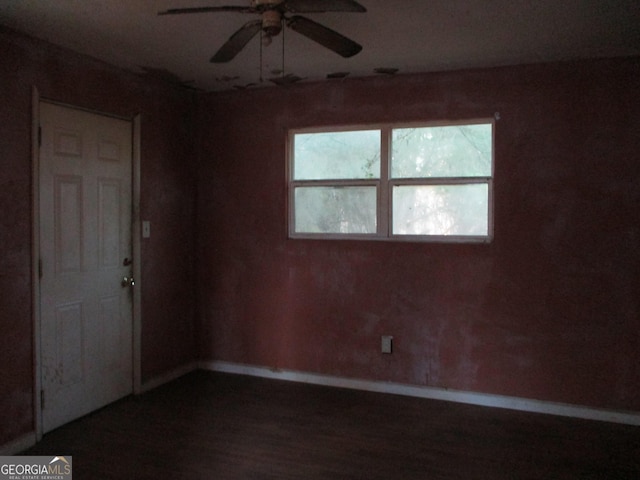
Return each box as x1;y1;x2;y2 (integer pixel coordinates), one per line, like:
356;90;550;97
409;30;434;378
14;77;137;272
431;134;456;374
288;120;494;242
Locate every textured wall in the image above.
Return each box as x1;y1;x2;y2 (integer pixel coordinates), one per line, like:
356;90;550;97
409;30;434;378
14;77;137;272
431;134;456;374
0;26;197;446
196;57;640;412
2;21;638;450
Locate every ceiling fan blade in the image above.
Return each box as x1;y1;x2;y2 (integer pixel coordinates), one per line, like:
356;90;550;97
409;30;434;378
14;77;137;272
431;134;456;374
210;20;262;63
158;6;253;15
286;15;362;58
282;0;366;13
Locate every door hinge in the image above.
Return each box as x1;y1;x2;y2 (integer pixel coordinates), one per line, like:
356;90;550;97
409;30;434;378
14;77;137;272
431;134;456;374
38;258;43;279
38;125;42;147
41;389;45;410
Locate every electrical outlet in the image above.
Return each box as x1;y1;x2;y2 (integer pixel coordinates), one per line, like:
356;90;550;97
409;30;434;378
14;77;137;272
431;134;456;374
381;335;393;354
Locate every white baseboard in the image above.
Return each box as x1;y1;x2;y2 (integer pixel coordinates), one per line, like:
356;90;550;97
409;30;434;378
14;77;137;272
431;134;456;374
201;360;640;426
0;432;37;455
139;362;199;393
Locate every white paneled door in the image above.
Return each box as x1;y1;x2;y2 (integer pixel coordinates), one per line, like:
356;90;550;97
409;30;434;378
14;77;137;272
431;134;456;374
39;102;133;433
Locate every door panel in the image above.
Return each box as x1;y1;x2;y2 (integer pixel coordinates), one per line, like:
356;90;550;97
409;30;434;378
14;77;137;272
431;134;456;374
40;102;133;433
55;175;84;274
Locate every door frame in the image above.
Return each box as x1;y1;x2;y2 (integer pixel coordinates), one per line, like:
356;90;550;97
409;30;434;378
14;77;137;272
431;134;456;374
31;87;143;440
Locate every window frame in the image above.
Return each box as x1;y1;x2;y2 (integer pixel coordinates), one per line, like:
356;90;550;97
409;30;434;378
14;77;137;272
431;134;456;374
287;119;495;243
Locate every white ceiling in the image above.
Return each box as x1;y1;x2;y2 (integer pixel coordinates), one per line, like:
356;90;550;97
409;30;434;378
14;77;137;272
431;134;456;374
1;0;639;91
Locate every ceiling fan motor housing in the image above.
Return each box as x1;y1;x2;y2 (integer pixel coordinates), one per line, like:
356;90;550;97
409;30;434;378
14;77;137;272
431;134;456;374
261;10;283;36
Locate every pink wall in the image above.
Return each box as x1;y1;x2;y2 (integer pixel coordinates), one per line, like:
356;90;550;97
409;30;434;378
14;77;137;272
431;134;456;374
0;27;197;446
196;57;640;412
2;21;638;451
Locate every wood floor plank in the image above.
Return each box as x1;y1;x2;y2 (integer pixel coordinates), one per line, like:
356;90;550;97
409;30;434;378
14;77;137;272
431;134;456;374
23;371;640;479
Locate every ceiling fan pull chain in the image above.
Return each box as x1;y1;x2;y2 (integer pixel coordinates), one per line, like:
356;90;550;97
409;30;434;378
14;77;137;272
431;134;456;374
260;30;264;83
281;22;285;79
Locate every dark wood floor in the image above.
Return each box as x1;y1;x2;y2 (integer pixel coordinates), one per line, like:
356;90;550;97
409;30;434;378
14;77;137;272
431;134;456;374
24;371;639;479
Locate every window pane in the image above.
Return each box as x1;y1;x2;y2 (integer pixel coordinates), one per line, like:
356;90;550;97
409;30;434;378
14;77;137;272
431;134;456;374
293;130;380;180
391;124;492;178
294;186;377;234
393;184;488;236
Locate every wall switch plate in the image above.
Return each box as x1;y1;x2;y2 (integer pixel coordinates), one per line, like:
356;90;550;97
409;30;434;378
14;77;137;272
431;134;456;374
142;221;151;238
381;335;393;354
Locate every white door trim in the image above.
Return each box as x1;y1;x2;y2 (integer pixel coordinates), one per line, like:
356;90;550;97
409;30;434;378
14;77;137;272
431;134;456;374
31;87;142;439
132;114;143;395
31;86;42;441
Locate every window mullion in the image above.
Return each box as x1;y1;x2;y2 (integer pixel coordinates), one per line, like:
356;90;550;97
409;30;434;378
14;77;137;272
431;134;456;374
390;176;492;186
379;126;390;237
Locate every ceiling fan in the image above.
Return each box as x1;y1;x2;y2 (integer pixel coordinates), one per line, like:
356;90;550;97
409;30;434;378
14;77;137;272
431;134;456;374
159;0;366;63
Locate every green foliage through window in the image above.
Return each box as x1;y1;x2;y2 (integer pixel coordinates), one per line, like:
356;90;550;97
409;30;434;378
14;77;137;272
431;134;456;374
289;121;493;242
